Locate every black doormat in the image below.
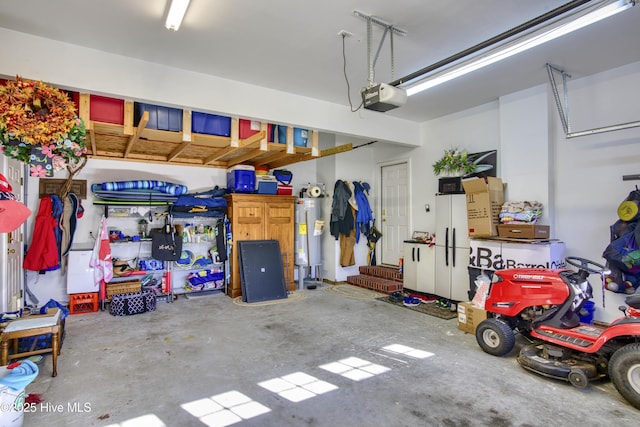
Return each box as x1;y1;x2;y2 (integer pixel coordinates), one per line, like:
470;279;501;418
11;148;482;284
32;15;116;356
376;296;458;320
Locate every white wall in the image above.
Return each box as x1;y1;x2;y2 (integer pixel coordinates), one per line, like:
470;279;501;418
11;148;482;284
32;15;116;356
552;62;640;322
329;137;376;282
499;86;552;226
0;28;421;148
369;102;501;238
493;61;640;323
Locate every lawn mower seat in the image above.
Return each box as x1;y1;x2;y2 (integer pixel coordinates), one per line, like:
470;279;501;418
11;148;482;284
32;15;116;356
626;294;640;310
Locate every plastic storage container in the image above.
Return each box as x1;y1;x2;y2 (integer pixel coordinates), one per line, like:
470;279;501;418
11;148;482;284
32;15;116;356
69;292;99;314
277;184;293;195
256;176;278;194
293;128;308;147
192;112;231;136
270;124;288;143
134;102;183;132
239;119;261;139
90;95;125;124
0;365;27;427
68;92;125;125
579;301;596;324
227;165;256;193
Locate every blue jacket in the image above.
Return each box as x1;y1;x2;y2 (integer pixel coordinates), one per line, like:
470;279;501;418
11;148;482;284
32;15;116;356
353;181;373;243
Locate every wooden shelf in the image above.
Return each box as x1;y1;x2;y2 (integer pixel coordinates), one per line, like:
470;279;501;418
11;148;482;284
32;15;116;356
78;94;320;169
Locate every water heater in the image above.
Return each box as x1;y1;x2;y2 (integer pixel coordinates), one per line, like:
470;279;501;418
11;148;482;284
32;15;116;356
294;198;324;267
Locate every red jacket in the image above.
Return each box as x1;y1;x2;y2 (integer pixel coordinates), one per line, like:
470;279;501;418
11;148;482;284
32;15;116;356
23;197;59;272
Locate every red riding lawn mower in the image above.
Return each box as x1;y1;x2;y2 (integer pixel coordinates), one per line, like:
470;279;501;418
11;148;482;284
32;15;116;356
475;256;640;410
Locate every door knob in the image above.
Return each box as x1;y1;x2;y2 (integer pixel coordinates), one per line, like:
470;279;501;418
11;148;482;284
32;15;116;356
7;249;15;254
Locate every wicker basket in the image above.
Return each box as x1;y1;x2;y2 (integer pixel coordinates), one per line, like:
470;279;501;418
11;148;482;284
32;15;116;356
106;280;141;300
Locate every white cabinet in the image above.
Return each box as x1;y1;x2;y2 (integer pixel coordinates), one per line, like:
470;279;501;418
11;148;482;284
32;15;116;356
434;194;470;301
403;242;435;294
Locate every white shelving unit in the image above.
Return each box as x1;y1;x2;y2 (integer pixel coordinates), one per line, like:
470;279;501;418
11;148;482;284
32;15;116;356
171;217;226;296
104;205;174;305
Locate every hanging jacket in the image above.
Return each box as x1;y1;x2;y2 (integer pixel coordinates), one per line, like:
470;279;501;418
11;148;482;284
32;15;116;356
330;180;355;240
23;196;60;272
353;181;373;243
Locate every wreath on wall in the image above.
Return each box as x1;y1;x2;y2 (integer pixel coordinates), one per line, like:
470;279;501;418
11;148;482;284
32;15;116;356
0;76;87;178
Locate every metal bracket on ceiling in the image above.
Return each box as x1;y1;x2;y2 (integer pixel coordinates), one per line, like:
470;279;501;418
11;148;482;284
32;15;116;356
546;63;640;138
353;10;407;88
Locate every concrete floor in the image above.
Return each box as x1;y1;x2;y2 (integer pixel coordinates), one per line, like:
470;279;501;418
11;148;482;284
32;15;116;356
23;286;640;427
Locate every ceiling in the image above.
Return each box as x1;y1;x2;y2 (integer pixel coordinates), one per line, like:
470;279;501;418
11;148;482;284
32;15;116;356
1;0;639;123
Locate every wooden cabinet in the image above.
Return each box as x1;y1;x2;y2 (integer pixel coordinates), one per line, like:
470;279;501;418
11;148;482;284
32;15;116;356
403;241;435;294
225;194;296;298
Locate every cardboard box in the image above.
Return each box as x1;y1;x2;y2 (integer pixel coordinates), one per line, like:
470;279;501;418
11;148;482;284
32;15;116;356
497;224;550;239
457;301;488;334
462;177;504;237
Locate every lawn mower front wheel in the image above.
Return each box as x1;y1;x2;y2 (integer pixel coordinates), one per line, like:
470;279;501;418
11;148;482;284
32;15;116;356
475;318;516;357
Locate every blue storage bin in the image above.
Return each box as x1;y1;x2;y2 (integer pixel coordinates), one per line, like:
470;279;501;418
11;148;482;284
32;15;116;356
227;166;255;193
192;112;231;136
271;124;288;144
134;102;183;132
293;128;308;147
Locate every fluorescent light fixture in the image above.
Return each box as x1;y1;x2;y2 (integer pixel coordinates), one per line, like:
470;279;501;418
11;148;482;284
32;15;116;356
165;0;191;31
403;0;634;96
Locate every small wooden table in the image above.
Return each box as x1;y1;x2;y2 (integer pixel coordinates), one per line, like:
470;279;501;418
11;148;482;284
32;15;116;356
0;308;62;377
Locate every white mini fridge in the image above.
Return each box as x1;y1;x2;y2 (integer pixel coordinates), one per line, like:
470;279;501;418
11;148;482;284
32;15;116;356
67;248;98;294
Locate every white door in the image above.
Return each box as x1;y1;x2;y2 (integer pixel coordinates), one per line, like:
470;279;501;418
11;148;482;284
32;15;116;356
380;162;409;266
1;159;26;312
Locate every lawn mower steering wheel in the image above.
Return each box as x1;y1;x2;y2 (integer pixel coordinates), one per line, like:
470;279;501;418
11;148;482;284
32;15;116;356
565;256;609;275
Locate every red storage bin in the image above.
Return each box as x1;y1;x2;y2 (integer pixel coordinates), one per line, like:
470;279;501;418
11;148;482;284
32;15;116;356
239;119;260;139
90;95;125;125
239;119;272;140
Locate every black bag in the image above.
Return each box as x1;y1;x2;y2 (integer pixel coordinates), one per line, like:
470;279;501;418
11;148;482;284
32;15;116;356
151;217;182;261
110;290;156;316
